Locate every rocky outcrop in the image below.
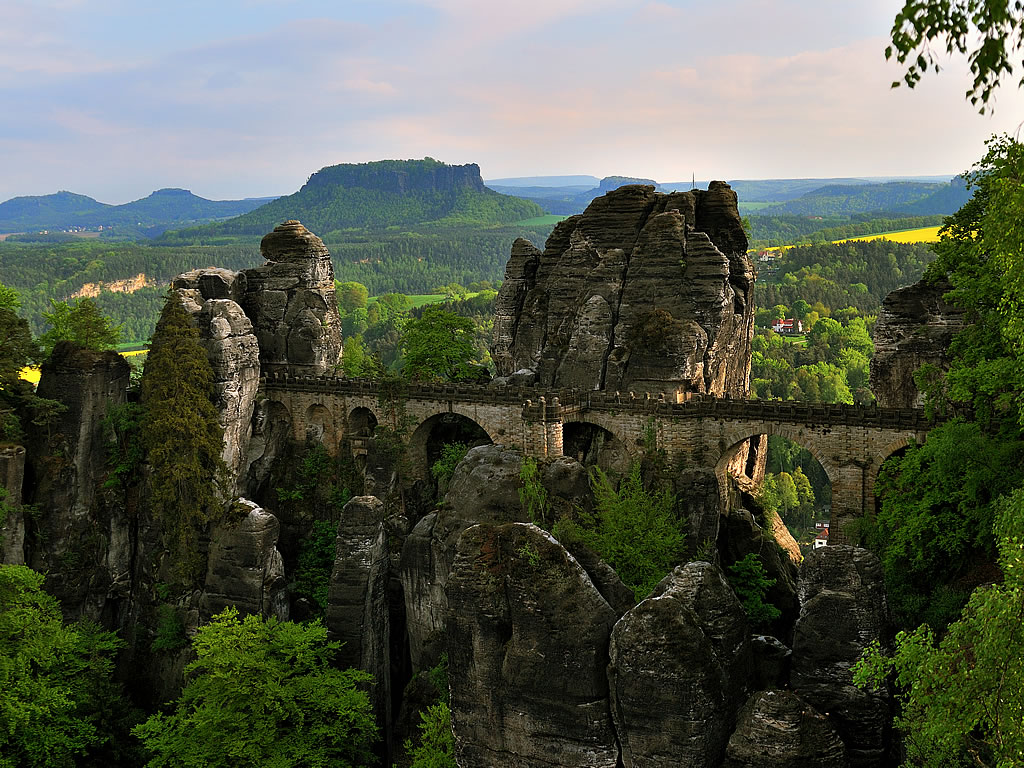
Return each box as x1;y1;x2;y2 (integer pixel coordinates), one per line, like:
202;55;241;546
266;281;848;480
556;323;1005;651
199;499;288;622
492;183;754;395
723;690;847;768
0;444;26;564
241;220;343;374
25;343;133;620
870;277;965;408
608;562;751;768
173;268;261;488
400;445;529;671
326;496;391;737
446;522;620;768
791;546;890;768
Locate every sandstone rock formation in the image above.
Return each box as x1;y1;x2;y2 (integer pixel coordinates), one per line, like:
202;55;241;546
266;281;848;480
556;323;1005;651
0;444;26;564
446;522;620;768
608;562;751;768
173;268;261;488
241;220;343;374
26;343;133;620
791;546;891;768
870;277;965;408
199;499;288;622
723;690;847;768
400;445;529;671
326;495;391;737
492;183;754;394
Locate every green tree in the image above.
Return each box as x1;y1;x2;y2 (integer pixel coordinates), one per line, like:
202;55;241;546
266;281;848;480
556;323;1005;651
888;0;1024;109
855;490;1024;768
141;293;228;582
402;305;477;382
405;702;456;768
336;281;369;312
555;463;686;601
38;298;122;356
0;283;20;313
0;565;128;768
0;294;40;441
132;607;378;768
726;553;781;627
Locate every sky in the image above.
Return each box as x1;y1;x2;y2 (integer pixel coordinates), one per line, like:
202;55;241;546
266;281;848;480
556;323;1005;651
2;0;1023;203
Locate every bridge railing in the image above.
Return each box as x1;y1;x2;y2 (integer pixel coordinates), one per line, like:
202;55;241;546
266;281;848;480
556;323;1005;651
260;372;933;430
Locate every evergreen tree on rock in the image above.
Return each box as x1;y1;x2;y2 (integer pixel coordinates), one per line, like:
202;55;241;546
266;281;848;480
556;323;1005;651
141;291;228;582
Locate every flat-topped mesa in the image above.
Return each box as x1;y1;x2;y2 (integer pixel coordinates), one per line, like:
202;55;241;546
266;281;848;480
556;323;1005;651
241;220;343;374
492;182;754;396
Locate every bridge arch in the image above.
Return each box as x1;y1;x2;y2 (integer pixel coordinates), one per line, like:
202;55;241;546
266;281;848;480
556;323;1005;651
562;417;633;475
406;411;496;480
304;403;337;449
712;423;839;490
865;436;915;510
347;406;379;438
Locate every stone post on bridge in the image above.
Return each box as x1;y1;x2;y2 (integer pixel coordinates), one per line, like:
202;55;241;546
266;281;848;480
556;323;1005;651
521;397;565;459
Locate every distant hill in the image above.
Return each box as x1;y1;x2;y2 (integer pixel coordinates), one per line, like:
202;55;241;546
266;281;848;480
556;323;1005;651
0;188;275;236
749;180;970;217
484;174;600;188
489;175;659;215
161;158;544;242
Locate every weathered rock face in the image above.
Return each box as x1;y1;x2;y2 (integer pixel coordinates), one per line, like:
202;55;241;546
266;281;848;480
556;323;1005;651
400;445;529;671
608;562;751;768
400;445;608;671
241;220;343;374
173;269;261;489
723;690;848;768
492;183;754;394
870;277;965;408
446;522;620;768
0;444;26;565
199;499;288;622
791;546;891;768
326;495;391;737
25;343;133;620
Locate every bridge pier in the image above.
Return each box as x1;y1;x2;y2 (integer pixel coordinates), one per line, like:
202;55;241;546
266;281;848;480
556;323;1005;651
830;463;871;545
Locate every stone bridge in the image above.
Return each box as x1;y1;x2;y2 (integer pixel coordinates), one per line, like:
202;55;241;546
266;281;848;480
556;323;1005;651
260;372;934;542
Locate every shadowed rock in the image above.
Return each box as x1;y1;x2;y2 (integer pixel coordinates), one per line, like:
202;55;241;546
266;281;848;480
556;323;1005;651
0;444;26;564
326;495;391;738
199;499;287;622
723;689;847;768
608;561;751;768
26;343;132;620
791;546;891;768
446;523;619;768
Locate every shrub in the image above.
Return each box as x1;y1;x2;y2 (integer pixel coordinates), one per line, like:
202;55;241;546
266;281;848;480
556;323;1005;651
726;553;781;627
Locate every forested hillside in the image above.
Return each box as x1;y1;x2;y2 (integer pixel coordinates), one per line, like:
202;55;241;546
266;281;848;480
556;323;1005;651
752;179;968;217
162;158;543;241
0;220;555;342
0;188;273;237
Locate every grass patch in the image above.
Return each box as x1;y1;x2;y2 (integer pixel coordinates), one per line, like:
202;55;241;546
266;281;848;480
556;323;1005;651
514;214;568;227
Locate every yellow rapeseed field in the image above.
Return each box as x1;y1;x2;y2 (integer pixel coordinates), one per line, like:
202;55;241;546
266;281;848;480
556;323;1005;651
831;226;942;244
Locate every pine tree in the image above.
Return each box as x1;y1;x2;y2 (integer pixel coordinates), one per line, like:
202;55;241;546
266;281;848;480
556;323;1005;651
141;292;228;582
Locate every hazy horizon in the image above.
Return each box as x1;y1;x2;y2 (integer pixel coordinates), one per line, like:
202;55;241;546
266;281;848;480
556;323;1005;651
3;0;1022;204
